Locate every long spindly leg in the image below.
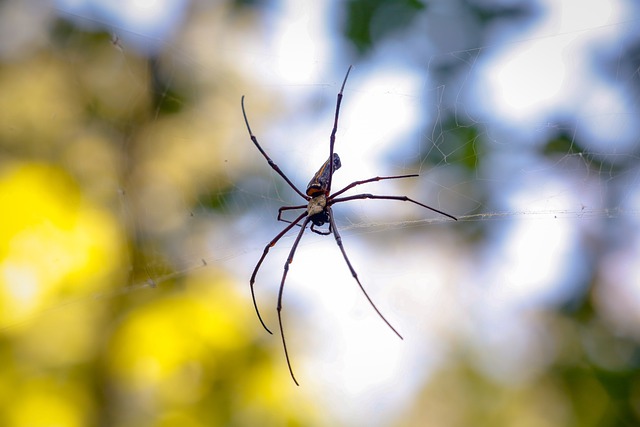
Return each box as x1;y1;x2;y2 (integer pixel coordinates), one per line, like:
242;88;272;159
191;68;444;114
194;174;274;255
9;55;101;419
251;211;308;335
326;65;352;195
327;206;403;340
331;193;458;221
241;96;309;200
277;216;311;386
329;174;419;199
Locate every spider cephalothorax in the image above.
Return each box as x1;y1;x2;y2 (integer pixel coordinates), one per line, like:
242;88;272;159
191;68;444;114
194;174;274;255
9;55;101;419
306;193;329;232
241;66;457;385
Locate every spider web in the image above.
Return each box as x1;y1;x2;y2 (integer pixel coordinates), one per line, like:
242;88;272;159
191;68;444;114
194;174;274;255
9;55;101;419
2;0;640;426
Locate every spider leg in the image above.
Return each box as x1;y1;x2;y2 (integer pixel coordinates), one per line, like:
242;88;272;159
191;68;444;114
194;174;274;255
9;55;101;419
241;96;309;201
330;174;419;199
278;204;307;222
277;216;311;386
251;211;308;335
326;66;352;195
326;206;404;340
331;193;457;221
310;222;332;235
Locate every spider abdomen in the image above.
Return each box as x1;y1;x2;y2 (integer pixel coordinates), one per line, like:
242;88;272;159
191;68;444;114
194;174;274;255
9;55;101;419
306;153;341;197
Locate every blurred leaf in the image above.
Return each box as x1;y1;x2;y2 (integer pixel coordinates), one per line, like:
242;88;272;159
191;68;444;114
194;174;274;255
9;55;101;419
345;0;426;54
422;117;481;171
542;133;581;157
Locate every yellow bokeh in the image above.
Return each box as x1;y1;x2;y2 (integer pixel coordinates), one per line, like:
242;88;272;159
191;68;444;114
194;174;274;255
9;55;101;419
0;163;125;333
108;277;251;391
4;378;92;427
105;274;325;425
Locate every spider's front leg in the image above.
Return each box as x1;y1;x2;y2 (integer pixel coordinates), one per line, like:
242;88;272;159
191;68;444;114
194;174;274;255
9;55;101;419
241;96;308;200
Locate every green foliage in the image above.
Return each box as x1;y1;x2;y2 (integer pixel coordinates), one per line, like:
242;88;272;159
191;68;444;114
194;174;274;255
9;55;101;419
345;0;426;54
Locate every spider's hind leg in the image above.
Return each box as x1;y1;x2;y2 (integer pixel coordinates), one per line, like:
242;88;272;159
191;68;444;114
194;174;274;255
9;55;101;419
326;206;403;339
250;211;308;335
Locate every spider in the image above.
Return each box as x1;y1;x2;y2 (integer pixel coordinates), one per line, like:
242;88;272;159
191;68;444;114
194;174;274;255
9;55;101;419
241;66;457;385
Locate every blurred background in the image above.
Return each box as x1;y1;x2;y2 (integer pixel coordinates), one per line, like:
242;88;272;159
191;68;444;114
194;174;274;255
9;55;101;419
1;0;639;425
